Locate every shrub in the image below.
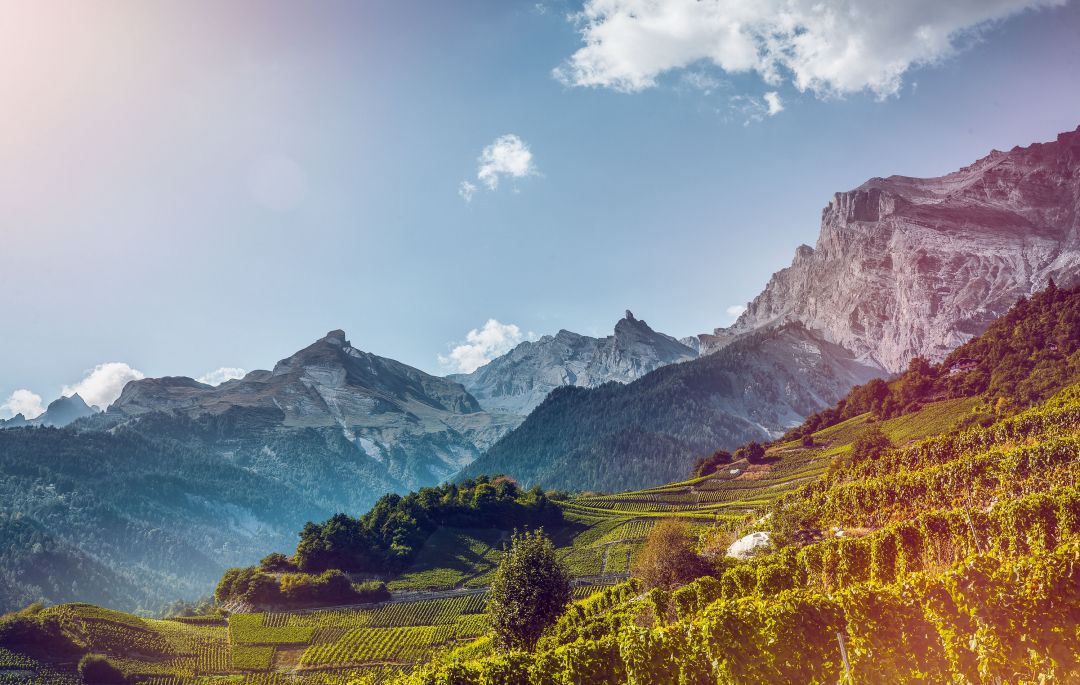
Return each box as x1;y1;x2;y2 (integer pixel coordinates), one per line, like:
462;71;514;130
692;450;733;478
851;425;893;462
632;520;711;591
259;552;297;572
78;654;125;684
735;441;766;464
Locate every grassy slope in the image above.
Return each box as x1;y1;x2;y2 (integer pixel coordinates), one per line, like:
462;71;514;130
0;395;982;683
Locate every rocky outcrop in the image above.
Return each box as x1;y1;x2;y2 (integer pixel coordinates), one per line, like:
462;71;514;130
450;311;697;415
700;126;1080;373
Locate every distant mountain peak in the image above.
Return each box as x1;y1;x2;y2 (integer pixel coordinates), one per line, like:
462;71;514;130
453;311;697;416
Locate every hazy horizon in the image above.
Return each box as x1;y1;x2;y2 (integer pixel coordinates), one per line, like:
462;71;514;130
4;0;1080;418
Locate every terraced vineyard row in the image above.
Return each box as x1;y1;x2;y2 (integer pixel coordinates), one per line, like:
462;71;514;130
299;625;460;665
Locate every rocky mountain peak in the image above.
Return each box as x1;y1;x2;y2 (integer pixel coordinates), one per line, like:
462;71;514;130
322;329;348;346
453;311;697;416
704;124;1080;373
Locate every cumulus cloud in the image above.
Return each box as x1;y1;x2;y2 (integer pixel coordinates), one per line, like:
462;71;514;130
726;304;748;319
555;0;1063;99
460;135;538;201
763;91;784;116
197;367;247;386
439;319;529;374
478;134;537;190
62;362;145;410
1;389;45;419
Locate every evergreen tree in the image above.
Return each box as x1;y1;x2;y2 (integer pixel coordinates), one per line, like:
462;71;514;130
487;529;571;652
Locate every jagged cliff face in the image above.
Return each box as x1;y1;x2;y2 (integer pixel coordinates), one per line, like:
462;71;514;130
704;126;1080;373
450;312;698;415
109;331;518;492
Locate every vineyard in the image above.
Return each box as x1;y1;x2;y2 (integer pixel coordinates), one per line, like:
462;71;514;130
399;382;1080;683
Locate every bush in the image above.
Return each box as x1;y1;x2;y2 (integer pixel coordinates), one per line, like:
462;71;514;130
851;425;893;462
735;441;766;464
259;552;297;572
692;450;733;478
78;654;125;684
632;520;711;591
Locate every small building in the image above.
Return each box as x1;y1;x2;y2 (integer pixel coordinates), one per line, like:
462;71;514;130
948;358;978;375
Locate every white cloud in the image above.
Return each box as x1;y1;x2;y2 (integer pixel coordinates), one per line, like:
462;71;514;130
763;91;784;116
1;389;45;419
62;362;145;410
197;367;247;386
459;181;478;203
478;134;537;190
726;304;747;319
460;134;538;201
555;0;1063;99
439;319;528;374
727;93;784;125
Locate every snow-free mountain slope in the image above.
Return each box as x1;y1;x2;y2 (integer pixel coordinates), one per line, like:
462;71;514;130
460;323;881;491
451;311;697;416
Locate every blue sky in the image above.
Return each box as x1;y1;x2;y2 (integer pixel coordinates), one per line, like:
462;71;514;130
2;0;1080;415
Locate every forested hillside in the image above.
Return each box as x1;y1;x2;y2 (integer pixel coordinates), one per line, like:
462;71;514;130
460;323;879;491
0;426;327;614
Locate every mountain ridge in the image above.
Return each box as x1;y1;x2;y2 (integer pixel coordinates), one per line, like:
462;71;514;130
450;311;697;416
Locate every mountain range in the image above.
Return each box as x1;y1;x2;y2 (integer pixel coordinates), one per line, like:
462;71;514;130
449;311;697;415
2;125;1079;611
465;125;1080;490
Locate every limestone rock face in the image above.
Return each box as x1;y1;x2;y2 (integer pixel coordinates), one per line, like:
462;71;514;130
451;311;697;416
702;126;1080;373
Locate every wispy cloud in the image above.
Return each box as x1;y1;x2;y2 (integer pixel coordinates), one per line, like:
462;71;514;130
62;362;145;409
726;304;747;320
1;389;45;419
555;0;1063;99
728;93;785;125
439;319;533;374
460;134;538;202
458;181;478;203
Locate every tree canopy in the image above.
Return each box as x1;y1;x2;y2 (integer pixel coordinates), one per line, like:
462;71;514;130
487;529;571;652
